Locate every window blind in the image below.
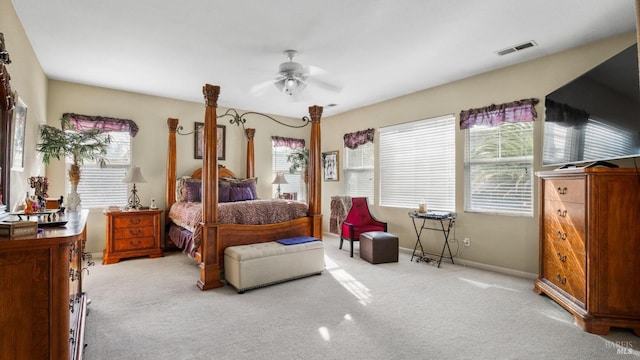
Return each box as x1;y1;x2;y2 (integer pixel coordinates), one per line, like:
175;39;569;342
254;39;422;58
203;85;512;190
343;142;374;202
272;145;305;201
67;131;131;208
464;122;533;216
379;114;455;211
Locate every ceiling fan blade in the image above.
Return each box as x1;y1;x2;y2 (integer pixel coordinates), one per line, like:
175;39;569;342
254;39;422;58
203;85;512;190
250;77;281;96
305;75;343;93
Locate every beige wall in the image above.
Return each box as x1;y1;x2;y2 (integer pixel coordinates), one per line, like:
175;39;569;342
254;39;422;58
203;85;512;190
1;0;48;208
320;31;637;276
5;0;637;274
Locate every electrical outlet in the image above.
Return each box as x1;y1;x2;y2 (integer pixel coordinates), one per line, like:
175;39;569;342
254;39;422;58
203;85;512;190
463;237;471;247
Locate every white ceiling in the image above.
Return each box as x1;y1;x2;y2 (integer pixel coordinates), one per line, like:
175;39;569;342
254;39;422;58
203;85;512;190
11;0;637;119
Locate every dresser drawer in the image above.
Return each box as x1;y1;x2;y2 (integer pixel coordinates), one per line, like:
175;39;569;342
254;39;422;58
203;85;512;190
543;237;585;277
113;215;156;229
544;178;585;203
543;259;586;305
113;226;156;240
543;200;585;229
114;236;156;251
543;221;585;253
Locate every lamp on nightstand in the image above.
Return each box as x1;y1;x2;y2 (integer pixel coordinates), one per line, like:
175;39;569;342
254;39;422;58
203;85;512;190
271;171;288;199
123;166;147;210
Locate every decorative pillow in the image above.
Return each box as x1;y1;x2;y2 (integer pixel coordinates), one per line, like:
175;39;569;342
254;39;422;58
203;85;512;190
219;177;259;200
184;180;202;202
219;185;231;203
176;176;192;202
229;186;253;202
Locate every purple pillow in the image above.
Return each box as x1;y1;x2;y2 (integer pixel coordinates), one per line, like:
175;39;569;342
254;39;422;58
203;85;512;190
184;180;202;202
219;186;231;203
229;187;253;202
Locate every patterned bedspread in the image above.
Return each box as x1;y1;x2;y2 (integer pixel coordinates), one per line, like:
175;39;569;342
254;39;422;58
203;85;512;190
168;199;309;253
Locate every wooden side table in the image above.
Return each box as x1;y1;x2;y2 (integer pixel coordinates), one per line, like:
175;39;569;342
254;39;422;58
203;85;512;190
103;209;163;264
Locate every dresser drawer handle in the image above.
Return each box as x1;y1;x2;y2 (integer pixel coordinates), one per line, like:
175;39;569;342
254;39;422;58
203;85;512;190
557;209;567;217
555;273;567;285
557;186;568;195
556;251;567;262
129;229;142;236
129;240;141;246
129;218;142;225
557;231;567;240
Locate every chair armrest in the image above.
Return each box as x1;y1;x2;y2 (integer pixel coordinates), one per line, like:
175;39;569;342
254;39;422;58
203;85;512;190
341;222;356;240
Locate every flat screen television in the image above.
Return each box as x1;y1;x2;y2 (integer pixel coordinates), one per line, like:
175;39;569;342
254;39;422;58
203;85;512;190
542;43;640;167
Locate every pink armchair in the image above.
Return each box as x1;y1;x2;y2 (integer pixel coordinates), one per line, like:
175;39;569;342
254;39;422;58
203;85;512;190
340;197;387;257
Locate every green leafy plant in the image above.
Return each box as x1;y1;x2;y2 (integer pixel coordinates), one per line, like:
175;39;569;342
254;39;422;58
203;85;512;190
287;147;309;174
287;147;309;183
36;118;111;185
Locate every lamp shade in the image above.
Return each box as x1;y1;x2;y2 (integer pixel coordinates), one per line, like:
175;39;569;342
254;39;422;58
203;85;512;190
122;166;147;184
271;172;288;185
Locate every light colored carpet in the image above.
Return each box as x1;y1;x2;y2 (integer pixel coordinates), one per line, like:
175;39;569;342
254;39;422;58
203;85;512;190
83;234;638;360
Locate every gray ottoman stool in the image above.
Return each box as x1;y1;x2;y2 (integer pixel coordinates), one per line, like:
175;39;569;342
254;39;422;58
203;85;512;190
359;231;398;264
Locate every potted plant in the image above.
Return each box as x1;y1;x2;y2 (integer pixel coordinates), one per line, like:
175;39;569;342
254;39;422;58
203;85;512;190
287;147;309;183
36;118;110;211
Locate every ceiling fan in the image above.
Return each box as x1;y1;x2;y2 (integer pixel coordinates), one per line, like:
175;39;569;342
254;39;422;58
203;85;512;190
251;50;342;98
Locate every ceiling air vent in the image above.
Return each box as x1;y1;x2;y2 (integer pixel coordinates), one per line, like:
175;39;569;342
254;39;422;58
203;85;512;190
497;41;537;56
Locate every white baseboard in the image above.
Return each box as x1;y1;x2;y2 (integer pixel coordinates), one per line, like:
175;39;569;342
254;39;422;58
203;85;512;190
399;246;537;280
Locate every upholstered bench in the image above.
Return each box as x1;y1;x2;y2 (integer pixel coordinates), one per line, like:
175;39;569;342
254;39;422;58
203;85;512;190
359;231;399;264
224;237;324;293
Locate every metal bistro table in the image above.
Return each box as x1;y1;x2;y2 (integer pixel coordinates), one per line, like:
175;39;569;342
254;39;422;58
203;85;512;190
409;210;456;268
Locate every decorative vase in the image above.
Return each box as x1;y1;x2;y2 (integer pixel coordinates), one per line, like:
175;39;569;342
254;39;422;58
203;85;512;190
67;164;82;211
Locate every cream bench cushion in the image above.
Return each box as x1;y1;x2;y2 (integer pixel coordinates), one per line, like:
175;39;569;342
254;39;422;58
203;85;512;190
224;239;324;293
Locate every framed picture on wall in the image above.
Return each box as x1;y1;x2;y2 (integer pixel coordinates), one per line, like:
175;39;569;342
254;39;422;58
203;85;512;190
322;150;339;181
194;122;226;160
11;92;26;172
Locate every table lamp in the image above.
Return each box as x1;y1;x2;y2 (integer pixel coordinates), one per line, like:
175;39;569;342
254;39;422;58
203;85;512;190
123;165;147;210
271;171;288;199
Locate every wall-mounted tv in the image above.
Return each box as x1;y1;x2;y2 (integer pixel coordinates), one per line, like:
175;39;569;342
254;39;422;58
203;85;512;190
542;43;640;167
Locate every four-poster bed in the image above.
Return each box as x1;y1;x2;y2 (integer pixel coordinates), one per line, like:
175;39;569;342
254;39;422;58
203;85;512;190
165;84;323;290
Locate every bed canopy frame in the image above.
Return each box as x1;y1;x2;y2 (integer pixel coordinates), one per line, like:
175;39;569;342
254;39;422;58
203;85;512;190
166;84;323;290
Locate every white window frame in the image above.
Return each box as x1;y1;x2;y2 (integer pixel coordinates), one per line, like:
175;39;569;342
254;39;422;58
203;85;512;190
343;142;374;203
271;143;306;202
66;131;131;208
464;122;534;216
379;114;456;211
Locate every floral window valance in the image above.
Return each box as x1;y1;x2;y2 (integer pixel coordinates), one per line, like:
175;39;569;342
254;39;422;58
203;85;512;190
344;128;375;149
459;98;539;130
62;113;139;137
271;136;305;149
544;98;589;125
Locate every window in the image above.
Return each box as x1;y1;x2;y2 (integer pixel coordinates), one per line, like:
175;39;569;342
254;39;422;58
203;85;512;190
464;122;534;216
379;114;455;211
343;129;374;202
67;131;131;208
271;137;306;201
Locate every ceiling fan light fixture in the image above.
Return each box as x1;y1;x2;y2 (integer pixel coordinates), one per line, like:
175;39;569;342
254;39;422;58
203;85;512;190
275;76;306;96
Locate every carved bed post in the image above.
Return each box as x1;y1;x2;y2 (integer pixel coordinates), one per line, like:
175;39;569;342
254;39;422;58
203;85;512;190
246;128;255;178
307;105;323;237
166;118;178;211
198;84;222;290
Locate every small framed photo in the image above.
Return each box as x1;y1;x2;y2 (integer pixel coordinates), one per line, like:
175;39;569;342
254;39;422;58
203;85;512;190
194;122;225;160
322;150;339;181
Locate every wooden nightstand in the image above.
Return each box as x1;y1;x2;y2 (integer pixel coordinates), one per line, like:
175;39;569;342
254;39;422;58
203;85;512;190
103;209;163;264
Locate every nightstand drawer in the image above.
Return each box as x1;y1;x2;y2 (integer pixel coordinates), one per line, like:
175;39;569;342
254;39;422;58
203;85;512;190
114;215;156;228
113;226;156;240
114;236;156;251
103;210;163;264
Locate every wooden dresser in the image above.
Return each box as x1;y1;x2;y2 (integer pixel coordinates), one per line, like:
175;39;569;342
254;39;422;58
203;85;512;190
534;168;640;336
0;209;91;359
103;209;163;264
